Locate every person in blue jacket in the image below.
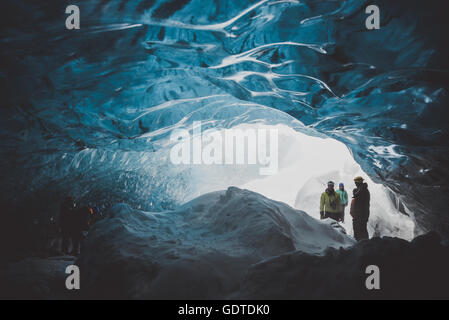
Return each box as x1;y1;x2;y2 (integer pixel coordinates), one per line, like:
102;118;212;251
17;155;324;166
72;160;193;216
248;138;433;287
336;183;348;222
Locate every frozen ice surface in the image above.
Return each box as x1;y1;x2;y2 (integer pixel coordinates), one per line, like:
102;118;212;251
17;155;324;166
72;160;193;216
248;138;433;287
78;187;354;299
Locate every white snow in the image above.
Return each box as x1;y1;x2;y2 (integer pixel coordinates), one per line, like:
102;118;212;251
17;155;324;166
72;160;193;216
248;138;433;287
79;187;354;299
178;123;415;240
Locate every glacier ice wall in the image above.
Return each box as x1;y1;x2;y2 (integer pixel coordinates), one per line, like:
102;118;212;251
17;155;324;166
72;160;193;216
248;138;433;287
0;0;448;237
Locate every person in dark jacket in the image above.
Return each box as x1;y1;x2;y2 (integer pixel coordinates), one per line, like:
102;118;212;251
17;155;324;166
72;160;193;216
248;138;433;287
71;206;90;255
60;196;91;255
352;176;370;241
59;196;75;254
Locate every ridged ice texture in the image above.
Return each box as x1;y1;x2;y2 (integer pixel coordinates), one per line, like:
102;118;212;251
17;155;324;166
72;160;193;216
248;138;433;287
0;0;448;234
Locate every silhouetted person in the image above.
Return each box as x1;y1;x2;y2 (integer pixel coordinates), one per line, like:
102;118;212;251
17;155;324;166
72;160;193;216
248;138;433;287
60;196;75;254
71;206;90;255
45;215;60;255
351;176;370;241
320;181;342;221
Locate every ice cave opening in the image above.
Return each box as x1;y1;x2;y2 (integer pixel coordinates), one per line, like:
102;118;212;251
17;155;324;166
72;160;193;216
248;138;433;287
161;120;416;240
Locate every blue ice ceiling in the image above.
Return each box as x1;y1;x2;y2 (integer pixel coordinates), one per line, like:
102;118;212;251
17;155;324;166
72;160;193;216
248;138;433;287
0;0;448;235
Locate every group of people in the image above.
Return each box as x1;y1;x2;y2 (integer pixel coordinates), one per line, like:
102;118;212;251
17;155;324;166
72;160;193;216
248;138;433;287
58;178;369;255
319;176;370;241
59;196;102;255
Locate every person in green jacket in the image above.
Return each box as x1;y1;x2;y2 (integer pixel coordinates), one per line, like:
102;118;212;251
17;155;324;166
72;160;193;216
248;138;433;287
320;181;342;221
336;182;349;222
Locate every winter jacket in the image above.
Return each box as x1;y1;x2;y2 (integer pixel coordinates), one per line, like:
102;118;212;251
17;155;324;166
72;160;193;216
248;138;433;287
352;183;370;221
349;198;354;217
336;189;349;206
59;200;74;233
320;189;342;214
59;202;89;235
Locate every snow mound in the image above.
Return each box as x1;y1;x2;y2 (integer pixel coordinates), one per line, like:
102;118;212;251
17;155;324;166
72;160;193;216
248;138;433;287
78;187;354;299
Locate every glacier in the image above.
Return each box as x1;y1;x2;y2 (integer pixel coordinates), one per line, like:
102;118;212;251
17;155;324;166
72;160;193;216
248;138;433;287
1;0;448;241
0;0;449;299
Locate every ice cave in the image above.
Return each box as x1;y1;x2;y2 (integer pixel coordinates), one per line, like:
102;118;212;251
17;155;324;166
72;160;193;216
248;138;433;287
1;0;449;299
